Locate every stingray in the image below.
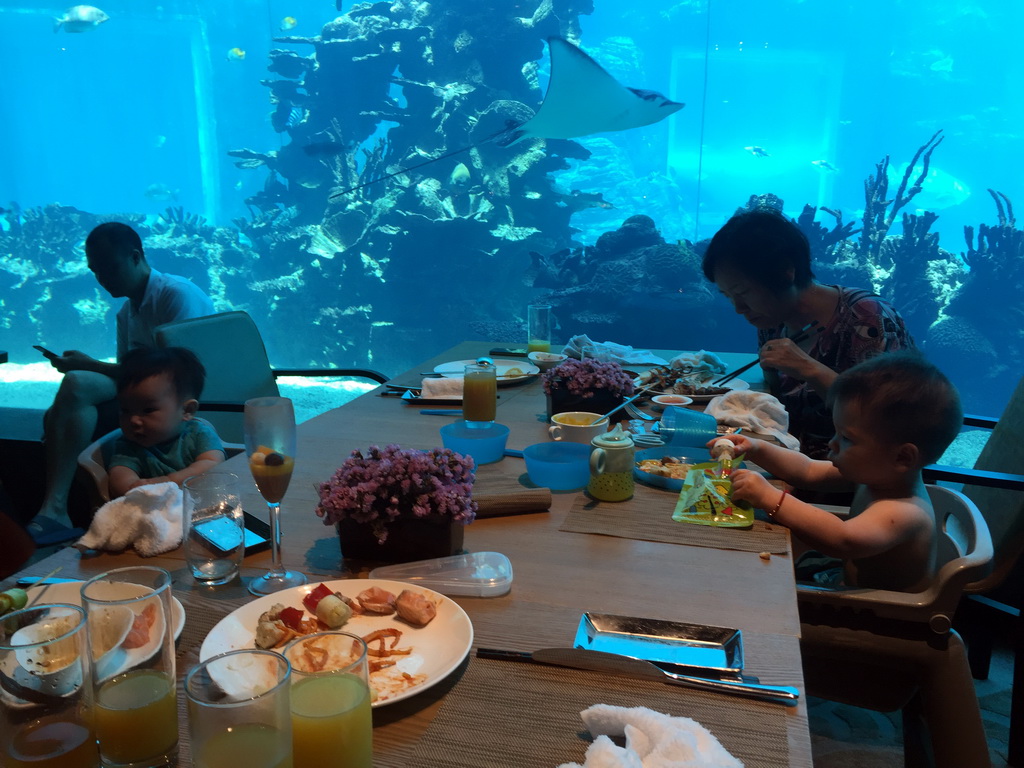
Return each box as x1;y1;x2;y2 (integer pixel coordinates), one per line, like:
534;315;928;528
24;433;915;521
329;37;684;198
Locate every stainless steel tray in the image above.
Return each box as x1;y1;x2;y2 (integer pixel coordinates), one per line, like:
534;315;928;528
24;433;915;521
573;612;744;676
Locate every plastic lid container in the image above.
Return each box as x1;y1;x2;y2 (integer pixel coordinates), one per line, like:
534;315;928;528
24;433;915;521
369;551;513;597
440;422;510;465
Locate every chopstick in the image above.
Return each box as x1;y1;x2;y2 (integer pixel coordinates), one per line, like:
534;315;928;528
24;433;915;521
712;321;822;386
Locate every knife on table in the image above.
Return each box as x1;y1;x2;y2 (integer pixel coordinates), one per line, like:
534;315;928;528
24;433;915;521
477;647;799;706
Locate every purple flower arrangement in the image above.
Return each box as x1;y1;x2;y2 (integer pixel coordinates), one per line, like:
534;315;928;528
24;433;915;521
315;444;478;544
541;358;635;399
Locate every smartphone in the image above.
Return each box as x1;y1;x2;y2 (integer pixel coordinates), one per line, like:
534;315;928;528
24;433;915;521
33;345;58;359
193;511;270;555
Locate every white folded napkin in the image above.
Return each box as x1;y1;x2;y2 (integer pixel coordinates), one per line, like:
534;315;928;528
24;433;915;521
420;377;464;398
76;482;183;557
666;351;727;381
557;704;742;768
563;334;668;366
705;390;800;451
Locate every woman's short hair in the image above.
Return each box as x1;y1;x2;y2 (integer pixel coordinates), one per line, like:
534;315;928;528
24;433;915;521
827;351;963;465
701;210;815;293
118;347;206;402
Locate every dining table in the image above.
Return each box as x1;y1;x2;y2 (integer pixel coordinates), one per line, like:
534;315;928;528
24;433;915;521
4;341;813;767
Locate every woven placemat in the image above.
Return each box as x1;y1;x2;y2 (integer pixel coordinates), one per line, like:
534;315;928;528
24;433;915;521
560;485;789;554
404;657;789;768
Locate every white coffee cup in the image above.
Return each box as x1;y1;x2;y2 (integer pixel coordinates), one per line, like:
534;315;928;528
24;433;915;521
548;412;610;444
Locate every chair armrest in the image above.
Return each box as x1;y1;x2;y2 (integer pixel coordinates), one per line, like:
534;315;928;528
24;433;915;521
272;368;389;384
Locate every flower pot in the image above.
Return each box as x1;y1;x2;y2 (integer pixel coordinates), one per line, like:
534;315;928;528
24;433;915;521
336;514;465;564
546;388;625;420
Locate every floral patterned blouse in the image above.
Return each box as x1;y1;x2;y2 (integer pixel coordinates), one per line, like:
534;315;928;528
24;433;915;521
757;286;916;459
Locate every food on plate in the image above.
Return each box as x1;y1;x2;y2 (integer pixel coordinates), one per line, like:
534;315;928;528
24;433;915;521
503;367;524;377
357;587;396;615
637;457;693;479
640;366;729;396
122;603;157;649
0;587;28;616
395;589;437;627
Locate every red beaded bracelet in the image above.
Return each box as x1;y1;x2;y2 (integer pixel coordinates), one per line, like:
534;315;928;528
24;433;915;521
769;489;788;520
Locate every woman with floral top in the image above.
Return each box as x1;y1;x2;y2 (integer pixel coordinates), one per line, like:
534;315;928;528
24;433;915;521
701;209;915;459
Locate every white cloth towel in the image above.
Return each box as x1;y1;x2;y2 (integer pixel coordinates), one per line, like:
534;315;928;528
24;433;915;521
666;351;728;381
420;377;464;398
76;482;183;557
562;335;668;365
556;704;742;768
704;390;800;451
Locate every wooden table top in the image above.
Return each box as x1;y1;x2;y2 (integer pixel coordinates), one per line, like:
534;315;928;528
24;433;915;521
5;342;811;766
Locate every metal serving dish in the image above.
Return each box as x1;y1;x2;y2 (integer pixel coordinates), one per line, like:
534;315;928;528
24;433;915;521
573;612;744;676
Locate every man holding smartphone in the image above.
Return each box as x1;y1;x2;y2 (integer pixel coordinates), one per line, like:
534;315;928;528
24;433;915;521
33;222;214;538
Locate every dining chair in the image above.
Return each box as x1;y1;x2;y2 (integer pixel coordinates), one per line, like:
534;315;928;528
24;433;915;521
154;311;389;444
797;485;994;768
922;374;1024;766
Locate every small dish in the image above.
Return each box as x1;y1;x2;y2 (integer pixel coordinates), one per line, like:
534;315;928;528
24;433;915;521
528;351;568;372
650;394;694;411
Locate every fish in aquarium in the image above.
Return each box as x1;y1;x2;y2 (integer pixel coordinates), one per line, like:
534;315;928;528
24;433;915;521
53;4;108;33
227;47;246;61
331;36;684;198
280;16;297;31
812;160;839;172
744;145;770;158
144;184;178;202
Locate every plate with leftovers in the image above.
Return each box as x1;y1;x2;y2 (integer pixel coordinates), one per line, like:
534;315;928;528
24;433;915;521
637;366;750;402
633;448;712;492
433;358;539;385
199;579;473;707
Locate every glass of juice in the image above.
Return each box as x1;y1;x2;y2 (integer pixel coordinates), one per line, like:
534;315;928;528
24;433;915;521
462;363;497;426
284;632;372;768
186;649;293;768
81;567;178;768
244;396;307;596
1;603;101;768
527;304;552;353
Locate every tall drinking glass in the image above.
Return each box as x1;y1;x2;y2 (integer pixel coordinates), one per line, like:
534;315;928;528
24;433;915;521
245;396;306;595
81;567;178;768
527;304;552;353
462;363;497;427
284;632;372;768
186;649;293;768
0;604;100;768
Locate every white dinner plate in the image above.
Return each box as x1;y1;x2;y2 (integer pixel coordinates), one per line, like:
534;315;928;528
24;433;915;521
199;579;473;707
26;581;186;681
433;358;540;386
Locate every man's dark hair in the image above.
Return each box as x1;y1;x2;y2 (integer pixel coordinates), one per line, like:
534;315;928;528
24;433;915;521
117;347;206;402
701;210;815;294
827;351;962;465
85;222;144;260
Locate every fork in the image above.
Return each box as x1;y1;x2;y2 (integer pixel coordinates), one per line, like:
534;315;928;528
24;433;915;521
624;401;656;421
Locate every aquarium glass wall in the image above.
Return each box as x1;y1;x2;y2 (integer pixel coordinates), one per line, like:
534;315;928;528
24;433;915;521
1;0;1021;417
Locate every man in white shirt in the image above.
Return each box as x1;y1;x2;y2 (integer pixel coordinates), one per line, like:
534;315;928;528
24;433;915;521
34;222;215;531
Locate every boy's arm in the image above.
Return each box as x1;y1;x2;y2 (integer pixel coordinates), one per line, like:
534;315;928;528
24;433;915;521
109;465;144;499
164;450;226;487
731;470;926;559
713;435;849;490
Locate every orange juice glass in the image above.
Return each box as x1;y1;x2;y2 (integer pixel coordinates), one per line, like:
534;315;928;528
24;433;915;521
463;363;497;424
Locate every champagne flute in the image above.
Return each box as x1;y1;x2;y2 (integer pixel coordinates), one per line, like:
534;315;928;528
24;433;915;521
244;396;307;595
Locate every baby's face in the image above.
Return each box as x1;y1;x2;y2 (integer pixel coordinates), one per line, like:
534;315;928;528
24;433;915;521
118;373;189;447
827;399;896;485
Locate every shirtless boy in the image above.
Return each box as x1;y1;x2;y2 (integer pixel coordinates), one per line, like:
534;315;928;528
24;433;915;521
714;351;962;592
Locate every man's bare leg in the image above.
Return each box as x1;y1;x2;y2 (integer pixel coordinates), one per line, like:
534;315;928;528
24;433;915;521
35;371;117;524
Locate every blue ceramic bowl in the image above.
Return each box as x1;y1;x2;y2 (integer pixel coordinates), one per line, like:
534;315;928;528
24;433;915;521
523;441;593;491
440;422;510;465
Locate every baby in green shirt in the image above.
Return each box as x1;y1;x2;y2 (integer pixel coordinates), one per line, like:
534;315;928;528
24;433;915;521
108;346;225;498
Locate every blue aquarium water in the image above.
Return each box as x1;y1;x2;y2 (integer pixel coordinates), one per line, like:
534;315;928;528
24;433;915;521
0;0;1021;419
